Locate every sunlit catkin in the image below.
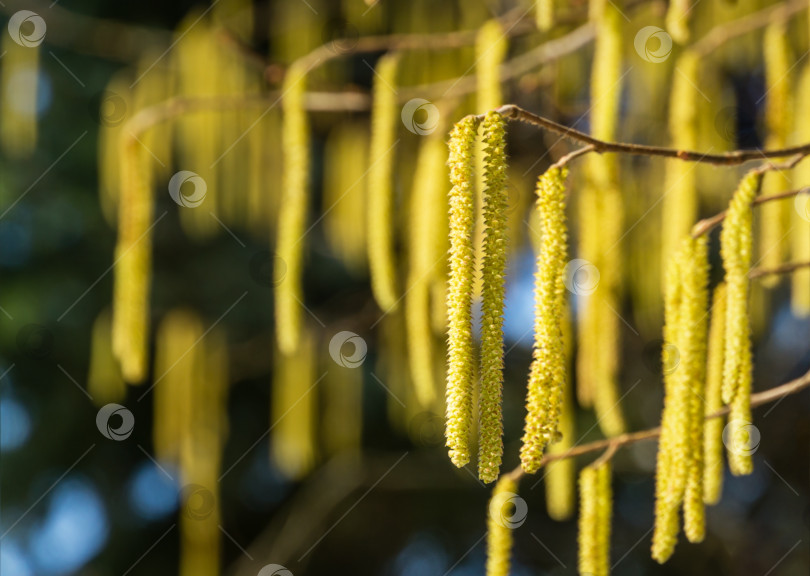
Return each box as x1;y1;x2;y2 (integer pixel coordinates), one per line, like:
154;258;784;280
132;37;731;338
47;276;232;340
406;130;448;408
703;283;727;505
0;31;39;158
87;309;126;406
791;63;810;316
720;171;760;408
446;116;480;468
578;460;612;576
536;0;555;31
521;166;569;474
476;20;508;113
112;135;154;383
577;3;626;437
665;0;691;44
275;61;310;355
367;53;401;311
662;51;699;268
653;236;710;562
272;330;317;479
759;22;793;287
485;476;518;576
324;122;370;275
545;302;575;521
478;112;509;483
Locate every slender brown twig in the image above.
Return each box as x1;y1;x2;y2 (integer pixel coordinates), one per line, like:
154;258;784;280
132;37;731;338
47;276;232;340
691;187;808;238
748;260;810;279
505;367;810;483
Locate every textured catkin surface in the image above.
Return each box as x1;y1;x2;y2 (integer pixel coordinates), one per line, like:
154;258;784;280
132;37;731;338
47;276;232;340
445;116;480;468
720;171;761;476
520;165;569;474
485;476;517;576
478;112;508;483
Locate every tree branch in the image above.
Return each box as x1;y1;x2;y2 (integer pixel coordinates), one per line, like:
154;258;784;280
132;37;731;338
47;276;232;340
748;260;810;279
505;367;810;483
691;187;807;238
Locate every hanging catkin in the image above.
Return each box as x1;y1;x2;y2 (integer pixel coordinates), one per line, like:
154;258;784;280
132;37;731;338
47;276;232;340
367;53;401;311
476;20;508;113
272;329;318;479
661;51;700;268
703;283;727;505
324;122;370;275
520;166;569;474
720;172;760;406
111;134;154;383
478;112;509;483
578;460;612;576
665;0;691;44
275;61;310;356
406;130;448;408
97;72;132;225
577;3;626;436
545;302;576;521
791;63;810;317
0;29;39;158
536;0;555;32
652;236;710;562
485;476;518;576
445;116;480;468
721;171;759;478
758;21;792;286
87;308;126;406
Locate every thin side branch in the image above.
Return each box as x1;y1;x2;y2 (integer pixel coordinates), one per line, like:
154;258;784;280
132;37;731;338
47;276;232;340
691;187;807;238
490;104;810;166
748;260;810;279
506;367;810;483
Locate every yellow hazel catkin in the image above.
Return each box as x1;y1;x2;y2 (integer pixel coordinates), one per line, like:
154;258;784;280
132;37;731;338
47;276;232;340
703;283;727;505
520;165;569;474
578;460;612;576
445;116;480;468
275;61;310;355
367;53;401;311
478;112;509;483
485;476;519;576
